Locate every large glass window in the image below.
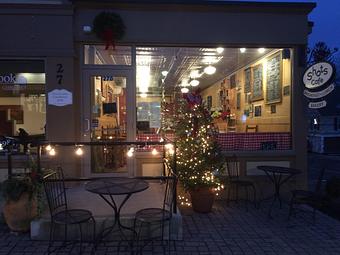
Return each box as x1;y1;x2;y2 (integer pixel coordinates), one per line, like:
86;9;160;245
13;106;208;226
0;60;46;139
136;47;292;151
84;45;132;65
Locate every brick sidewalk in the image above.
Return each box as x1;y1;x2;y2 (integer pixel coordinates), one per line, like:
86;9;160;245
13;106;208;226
1;200;340;254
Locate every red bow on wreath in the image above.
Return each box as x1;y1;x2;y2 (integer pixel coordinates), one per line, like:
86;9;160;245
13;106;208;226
93;12;126;51
102;28;116;50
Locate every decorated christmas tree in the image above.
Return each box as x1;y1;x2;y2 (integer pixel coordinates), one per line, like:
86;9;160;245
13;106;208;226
171;91;223;191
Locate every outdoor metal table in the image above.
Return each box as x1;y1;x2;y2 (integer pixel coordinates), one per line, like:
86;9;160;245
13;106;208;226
85;177;149;251
257;165;301;218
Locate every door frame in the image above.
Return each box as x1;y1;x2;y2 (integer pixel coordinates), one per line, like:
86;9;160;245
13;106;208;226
81;68;136;177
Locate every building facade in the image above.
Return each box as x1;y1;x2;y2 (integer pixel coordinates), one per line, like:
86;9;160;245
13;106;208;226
0;0;315;192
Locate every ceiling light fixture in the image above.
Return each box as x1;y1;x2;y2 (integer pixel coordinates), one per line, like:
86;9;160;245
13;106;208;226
181;87;189;93
190;70;202;79
161;70;168;76
240;48;246;53
258;48;266;53
204;65;216;75
190;79;200;87
216;47;224;54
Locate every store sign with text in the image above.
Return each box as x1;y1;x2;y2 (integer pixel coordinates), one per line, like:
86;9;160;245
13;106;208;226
303;61;336;109
48;89;73;107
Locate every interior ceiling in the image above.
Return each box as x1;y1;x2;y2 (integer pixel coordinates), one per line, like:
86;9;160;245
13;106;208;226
95;46;275;91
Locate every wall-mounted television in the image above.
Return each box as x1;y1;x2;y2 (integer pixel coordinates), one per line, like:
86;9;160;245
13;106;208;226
102;102;117;114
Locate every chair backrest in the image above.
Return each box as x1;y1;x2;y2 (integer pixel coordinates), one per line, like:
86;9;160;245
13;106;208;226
163;172;178;214
246;124;258;133
226;154;240;178
43;167;68;217
314;168;326;193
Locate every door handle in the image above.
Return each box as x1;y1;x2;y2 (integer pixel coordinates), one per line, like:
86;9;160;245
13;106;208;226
85;118;90;132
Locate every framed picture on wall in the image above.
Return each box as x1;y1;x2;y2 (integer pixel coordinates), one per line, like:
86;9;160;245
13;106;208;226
230;74;236;89
236;93;241;110
207;96;212;110
254;105;262;117
251;64;263;101
271;105;276;114
283;85;290;96
244;68;251;93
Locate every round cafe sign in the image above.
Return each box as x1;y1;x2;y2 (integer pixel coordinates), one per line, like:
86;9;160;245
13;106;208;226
303;62;334;89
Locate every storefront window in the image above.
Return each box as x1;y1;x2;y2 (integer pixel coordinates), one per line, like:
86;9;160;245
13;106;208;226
0;60;46;138
84;45;132;65
136;47;292;151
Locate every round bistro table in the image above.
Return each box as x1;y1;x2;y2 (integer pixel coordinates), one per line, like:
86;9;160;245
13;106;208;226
85;177;149;250
257;165;301;218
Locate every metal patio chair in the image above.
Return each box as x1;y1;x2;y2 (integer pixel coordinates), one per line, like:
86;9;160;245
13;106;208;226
133;172;178;254
43;168;96;254
288;168;326;223
225;155;257;210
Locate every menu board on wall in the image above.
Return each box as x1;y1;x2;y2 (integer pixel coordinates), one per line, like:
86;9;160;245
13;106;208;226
244;68;251;94
266;53;282;104
252;64;263;101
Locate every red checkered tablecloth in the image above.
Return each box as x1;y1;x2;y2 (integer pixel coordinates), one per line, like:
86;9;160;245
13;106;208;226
216;132;292;151
136;132;291;151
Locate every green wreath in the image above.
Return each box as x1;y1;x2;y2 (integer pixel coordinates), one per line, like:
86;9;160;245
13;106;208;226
93;12;126;49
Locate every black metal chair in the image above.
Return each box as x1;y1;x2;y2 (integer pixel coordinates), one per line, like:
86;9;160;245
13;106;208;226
288;168;326;223
133;172;178;254
225;155;257;210
43;168;96;254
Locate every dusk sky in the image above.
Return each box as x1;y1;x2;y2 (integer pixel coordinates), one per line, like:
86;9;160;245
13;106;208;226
234;0;340;49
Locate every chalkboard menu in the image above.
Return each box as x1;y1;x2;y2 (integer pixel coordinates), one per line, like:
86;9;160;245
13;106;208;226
230;74;236;89
266;53;282;104
244;68;251;94
252;64;263;101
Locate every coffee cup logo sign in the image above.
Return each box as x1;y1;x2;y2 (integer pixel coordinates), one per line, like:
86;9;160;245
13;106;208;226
303;62;334;89
303;61;336;109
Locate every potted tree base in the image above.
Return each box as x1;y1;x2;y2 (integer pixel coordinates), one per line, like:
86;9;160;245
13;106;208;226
189;187;215;213
3;192;37;232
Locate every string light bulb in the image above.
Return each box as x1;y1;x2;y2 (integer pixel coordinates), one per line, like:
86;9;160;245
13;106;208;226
75;147;84;156
127;147;134;157
48;148;56;156
151;148;158;155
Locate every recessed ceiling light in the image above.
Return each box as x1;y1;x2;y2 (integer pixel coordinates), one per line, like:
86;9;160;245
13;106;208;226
161;70;168;76
204;65;216;75
190;79;200;87
216;47;224;54
240;48;246;53
181;87;189;93
258;48;266;53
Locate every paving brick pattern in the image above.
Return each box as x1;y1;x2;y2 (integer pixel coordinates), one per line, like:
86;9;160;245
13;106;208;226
1;200;340;255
